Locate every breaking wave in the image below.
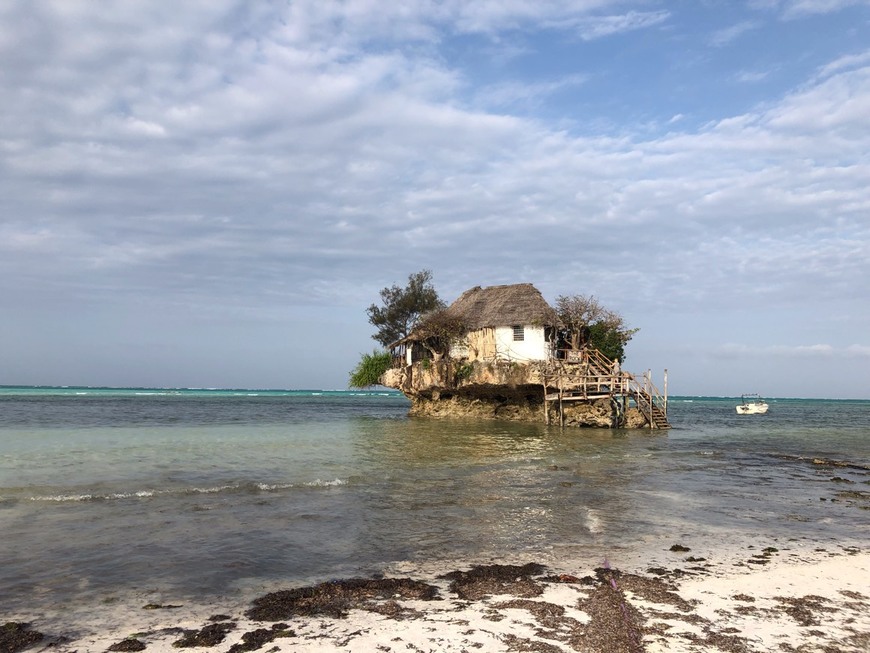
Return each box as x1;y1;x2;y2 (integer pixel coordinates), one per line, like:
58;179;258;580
26;479;348;503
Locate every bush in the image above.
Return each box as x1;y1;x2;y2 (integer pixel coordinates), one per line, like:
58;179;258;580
348;350;393;388
455;362;474;382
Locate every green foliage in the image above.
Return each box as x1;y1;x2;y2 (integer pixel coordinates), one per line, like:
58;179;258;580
587;321;636;363
455;362;474;382
555;293;638;363
366;270;445;347
348;350;392;388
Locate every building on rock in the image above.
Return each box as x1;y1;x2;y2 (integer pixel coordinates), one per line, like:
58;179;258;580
380;283;670;429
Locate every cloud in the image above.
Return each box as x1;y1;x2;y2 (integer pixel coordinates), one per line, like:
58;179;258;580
763;64;870;136
123;117;167;138
448;2;667;36
779;0;870;18
814;50;870;81
575;10;670;40
709;20;761;47
735;69;772;83
712;343;870;359
1;2;869;330
475;74;588;110
240;1;670;44
0;1;868;393
747;0;870;17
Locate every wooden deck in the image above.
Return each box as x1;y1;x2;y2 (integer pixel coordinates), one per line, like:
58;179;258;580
541;348;670;429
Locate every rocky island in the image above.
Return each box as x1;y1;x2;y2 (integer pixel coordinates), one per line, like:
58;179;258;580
376;282;669;429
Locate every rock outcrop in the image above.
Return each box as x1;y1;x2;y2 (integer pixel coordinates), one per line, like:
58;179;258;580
381;360;650;429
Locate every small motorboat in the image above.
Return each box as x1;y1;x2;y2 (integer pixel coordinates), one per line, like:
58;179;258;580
736;394;769;414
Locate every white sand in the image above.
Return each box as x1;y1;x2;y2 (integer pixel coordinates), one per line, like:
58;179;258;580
642;545;869;652
7;541;868;653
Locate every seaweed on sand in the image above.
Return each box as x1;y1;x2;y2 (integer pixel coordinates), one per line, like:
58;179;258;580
246;577;439;621
0;623;43;653
774;595;837;627
227;624;295;653
172;621;236;647
439;563;547;601
577;568;646;653
595;568;695;613
107;638;147;652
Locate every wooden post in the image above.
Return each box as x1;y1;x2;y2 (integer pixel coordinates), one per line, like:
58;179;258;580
543;375;550;425
645;370;652;430
664;367;668;417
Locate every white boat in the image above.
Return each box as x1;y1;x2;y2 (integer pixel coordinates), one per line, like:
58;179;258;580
736;394;768;414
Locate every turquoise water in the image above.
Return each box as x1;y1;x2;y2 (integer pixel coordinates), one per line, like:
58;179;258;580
1;388;868;613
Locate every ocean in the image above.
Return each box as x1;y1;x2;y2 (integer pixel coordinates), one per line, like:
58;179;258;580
1;387;868;615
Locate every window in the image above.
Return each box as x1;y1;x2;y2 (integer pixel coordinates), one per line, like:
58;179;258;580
512;325;524;341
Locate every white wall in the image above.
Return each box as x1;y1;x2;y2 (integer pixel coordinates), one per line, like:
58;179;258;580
492;325;548;361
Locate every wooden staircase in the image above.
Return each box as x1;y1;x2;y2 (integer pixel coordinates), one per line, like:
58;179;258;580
542;347;670;429
579;348;670;428
631;387;671;429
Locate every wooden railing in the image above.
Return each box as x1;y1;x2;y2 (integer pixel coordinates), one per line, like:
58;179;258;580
625;370;669;429
393;343;671;429
549;348;669;428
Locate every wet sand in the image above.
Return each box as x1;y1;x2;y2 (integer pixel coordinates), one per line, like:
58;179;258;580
3;540;868;653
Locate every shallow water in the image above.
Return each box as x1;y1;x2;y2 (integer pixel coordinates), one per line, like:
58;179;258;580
1;388;868;612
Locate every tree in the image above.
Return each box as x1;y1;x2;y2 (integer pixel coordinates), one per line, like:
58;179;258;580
348;350;393;388
411;307;466;360
555;294;638;363
366;269;445;347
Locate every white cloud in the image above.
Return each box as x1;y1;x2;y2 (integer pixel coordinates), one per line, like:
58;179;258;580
123;117;167;138
575;10;670;40
475;74;588;109
747;0;870;17
735;69;772;83
710;20;761;46
847;344;870;357
764;66;870;134
780;0;870;18
747;0;781;10
450;1;649;35
814;49;870;81
239;0;667;44
712;343;862;359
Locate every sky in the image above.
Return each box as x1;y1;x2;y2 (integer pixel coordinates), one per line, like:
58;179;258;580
1;0;869;398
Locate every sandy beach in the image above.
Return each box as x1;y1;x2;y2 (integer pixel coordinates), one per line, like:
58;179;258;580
4;538;867;653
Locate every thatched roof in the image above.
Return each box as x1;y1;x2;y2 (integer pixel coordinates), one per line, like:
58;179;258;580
445;283;558;330
390;283;558;349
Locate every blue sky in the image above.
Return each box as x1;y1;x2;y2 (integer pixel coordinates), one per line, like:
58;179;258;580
1;0;869;397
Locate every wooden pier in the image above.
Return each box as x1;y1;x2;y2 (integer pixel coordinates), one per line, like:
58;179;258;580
541;348;670;429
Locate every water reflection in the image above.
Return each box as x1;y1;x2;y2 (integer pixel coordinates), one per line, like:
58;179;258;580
344;406;869;568
346;417;670;564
